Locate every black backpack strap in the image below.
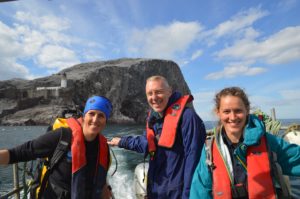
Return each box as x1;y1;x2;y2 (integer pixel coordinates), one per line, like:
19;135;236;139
205;134;216;171
38;128;71;199
269;149;291;198
49;128;71;169
49;181;70;199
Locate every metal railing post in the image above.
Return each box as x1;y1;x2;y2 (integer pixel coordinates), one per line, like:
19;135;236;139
13;163;20;199
271;108;276;121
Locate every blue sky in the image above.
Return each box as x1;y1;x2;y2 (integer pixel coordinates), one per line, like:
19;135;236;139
0;0;299;121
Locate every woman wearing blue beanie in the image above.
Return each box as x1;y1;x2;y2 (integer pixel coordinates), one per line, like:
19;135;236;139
82;96;113;140
84;96;113;120
0;96;114;199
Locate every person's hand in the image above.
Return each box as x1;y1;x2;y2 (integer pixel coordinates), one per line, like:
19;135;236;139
101;183;113;199
107;137;121;146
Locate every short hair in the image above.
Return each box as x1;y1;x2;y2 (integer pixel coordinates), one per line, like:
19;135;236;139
146;75;171;89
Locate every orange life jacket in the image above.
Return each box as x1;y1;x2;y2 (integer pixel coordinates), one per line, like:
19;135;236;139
146;95;193;154
212;135;276;199
66;117;109;173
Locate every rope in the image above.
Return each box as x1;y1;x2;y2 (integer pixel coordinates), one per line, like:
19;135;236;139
22;162;28;199
252;109;281;135
16;162;35;199
109;148;118;177
284;124;300;133
282;124;300;140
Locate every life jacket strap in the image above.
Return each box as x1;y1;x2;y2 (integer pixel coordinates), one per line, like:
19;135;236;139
205;135;215;171
158;95;193;148
37;128;71;199
270;151;291;198
231;183;248;199
146;95;193;155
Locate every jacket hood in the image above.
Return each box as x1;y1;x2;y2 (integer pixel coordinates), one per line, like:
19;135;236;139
243;114;266;146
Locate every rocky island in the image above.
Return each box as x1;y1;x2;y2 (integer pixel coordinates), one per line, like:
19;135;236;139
0;58;191;126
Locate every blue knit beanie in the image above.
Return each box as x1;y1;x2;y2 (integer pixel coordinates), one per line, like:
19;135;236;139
83;96;113;119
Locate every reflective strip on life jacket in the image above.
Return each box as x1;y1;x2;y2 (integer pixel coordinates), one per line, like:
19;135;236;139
212;137;232;198
212;135;276;199
146;95;193;153
66;117;109;173
247;136;276;199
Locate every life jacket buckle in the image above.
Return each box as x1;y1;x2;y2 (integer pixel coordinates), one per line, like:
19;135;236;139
232;183;248;199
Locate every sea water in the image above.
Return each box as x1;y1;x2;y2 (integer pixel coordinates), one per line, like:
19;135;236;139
0;120;299;198
0;124;148;199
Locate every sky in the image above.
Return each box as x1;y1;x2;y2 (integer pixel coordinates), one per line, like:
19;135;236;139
0;0;299;121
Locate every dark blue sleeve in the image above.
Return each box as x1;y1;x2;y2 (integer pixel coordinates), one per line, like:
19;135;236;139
180;108;206;199
118;131;148;154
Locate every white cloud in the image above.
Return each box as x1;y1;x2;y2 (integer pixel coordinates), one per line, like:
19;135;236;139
0;10;95;80
250;89;300;119
14;11;76;48
128;21;203;59
94;0;126;30
194;88;300;121
14;11;70;31
82;50;104;61
46;31;77;46
205;62;267;80
191;49;203;61
201;7;268;45
216;26;300;64
193;91;215;104
0;59;30;80
250;95;277;114
202;8;299;81
0;21;24;58
0;21;30;80
37;45;80;70
14;25;46;56
214;7;267;37
180;49;203;66
192;91;217;121
40;15;71;31
277;0;298;12
243;27;260;40
279;89;300;103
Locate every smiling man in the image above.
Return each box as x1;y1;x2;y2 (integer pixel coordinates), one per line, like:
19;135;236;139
108;75;206;199
0;96;113;199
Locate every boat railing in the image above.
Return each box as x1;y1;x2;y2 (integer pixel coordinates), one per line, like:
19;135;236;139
0;108;296;199
0;164;23;199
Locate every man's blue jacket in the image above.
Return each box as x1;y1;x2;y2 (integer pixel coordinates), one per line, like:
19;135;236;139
118;92;206;199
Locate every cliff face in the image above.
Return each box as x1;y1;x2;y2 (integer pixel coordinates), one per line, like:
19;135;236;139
0;58;191;125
